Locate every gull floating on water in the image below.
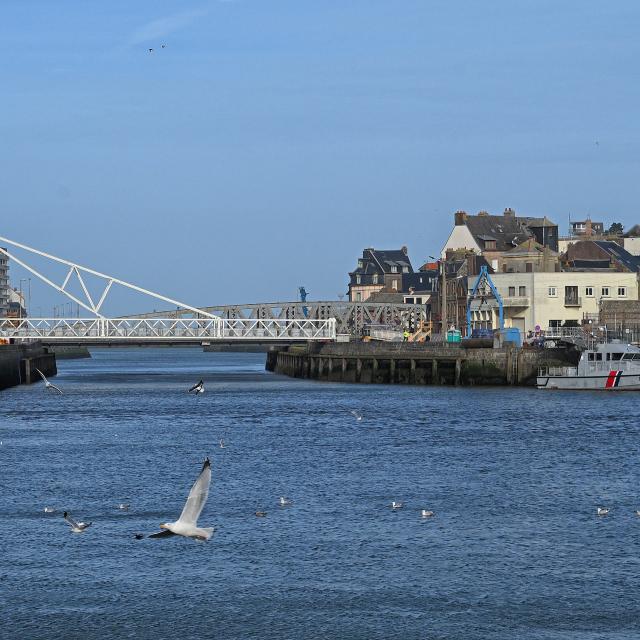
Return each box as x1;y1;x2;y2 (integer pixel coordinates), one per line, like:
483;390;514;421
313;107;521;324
279;496;292;507
597;507;610;516
134;533;144;540
44;507;55;514
64;511;92;533
255;511;267;517
219;439;225;449
421;509;435;518
635;510;640;517
391;501;404;510
35;368;63;394
149;457;214;541
350;410;363;422
188;380;204;395
117;503;130;511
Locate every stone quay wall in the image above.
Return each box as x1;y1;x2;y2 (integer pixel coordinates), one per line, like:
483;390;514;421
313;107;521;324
0;342;57;391
267;341;574;387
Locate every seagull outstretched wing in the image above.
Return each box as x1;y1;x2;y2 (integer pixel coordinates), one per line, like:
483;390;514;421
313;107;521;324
176;458;211;527
188;380;203;393
64;512;80;529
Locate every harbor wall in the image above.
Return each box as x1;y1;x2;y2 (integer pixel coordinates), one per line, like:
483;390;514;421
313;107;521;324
266;342;575;387
0;342;57;391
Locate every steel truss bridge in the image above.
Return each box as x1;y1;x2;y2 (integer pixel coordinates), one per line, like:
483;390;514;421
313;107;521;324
131;300;429;338
0;237;335;344
0;237;428;345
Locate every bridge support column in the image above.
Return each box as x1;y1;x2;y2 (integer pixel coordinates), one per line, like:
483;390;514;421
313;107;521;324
431;359;438;385
372;358;378;384
341;358;346;382
318;358;324;379
410;359;416;384
455;359;461;386
327;357;333;379
389;359;396;384
356;358;362;383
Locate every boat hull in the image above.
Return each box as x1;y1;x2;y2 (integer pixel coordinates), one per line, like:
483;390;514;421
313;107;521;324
537;372;640;390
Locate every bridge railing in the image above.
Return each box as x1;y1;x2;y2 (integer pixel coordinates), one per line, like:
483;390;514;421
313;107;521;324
0;317;336;342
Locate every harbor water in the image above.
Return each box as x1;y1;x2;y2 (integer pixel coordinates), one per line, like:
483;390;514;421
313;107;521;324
1;348;639;639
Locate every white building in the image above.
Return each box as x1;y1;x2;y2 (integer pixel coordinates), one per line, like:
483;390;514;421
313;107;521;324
0;250;8;317
468;271;639;333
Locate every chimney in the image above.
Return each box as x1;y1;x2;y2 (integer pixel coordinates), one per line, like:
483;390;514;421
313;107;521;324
454;210;467;226
585;219;592;236
477;210;489;217
401;245;408;255
504;207;515;218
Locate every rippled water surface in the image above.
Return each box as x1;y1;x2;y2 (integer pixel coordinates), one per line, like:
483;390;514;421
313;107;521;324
1;348;639;639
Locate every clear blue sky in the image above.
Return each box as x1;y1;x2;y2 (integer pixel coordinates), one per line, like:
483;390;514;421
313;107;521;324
2;1;639;314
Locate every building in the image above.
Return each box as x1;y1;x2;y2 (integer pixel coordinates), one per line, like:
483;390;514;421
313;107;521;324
569;218;605;237
0;249;8;317
6;288;26;319
467;270;639;334
498;238;560;274
348;247;413;302
441;208;559;270
564;240;640;273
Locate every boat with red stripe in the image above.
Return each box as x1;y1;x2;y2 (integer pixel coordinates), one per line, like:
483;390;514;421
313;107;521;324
537;341;640;390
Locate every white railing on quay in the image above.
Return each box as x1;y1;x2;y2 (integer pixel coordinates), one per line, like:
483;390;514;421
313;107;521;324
0;317;337;342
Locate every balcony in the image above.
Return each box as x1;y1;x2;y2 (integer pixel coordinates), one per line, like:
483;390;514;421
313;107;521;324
502;296;530;307
564;296;582;307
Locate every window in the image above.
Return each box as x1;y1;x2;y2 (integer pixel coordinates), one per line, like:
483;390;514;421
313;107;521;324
549;319;562;328
355;292;362;301
392;279;398;290
390;266;398;273
585;287;594;297
618;287;627;297
402;266;409;273
405;297;414;304
519;286;527;296
548;287;557;297
601;287;610;297
356;275;361;285
508;286;516;297
372;274;378;285
358;260;363;268
525;262;533;273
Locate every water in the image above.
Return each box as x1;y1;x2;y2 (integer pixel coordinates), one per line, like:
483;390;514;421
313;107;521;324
1;348;639;639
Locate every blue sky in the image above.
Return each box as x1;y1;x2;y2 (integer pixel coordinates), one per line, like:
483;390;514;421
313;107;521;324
2;1;640;314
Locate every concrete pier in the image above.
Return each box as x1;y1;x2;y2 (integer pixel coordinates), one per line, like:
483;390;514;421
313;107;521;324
266;342;575;387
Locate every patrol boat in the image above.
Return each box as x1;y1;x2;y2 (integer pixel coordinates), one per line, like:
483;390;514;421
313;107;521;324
537;341;640;390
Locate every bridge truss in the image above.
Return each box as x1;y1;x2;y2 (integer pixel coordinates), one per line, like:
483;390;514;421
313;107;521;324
0;237;335;343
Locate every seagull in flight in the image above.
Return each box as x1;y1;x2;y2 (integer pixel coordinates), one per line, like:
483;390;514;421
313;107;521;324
350;410;363;422
64;511;92;533
35;368;63;394
188;380;204;395
149;457;214;541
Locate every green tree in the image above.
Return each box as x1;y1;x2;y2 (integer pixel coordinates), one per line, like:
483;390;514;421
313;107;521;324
608;222;624;235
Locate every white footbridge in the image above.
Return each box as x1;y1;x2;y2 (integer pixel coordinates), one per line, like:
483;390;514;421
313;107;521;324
0;237;336;344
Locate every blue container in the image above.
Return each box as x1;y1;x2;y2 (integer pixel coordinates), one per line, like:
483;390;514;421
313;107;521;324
503;328;521;347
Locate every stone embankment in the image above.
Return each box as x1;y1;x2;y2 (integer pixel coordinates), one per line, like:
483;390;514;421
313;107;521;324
0;342;57;391
267;341;576;387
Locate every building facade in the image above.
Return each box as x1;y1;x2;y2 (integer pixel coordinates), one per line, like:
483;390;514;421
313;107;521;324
467;271;639;334
348;247;413;302
0;249;8;317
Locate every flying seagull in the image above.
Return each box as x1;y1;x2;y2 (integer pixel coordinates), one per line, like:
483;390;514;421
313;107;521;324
148;48;154;53
64;511;92;533
350;410;363;422
35;368;63;394
188;380;204;395
149;457;214;541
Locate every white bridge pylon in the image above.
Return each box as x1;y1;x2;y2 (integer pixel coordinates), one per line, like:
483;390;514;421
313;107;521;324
0;237;336;343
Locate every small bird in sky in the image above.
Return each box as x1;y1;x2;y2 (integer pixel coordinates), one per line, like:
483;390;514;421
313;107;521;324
35;368;63;394
64;511;92;533
161;44;166;49
148;48;154;53
188;380;204;395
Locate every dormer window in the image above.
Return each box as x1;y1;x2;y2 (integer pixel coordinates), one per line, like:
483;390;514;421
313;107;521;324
358;260;363;268
484;240;496;250
356;275;361;285
372;274;379;285
391;265;398;273
402;266;409;273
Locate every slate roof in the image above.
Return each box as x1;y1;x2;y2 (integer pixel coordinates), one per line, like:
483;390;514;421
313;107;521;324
464;215;532;251
350;248;413;276
503;238;558;256
593;240;640;272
